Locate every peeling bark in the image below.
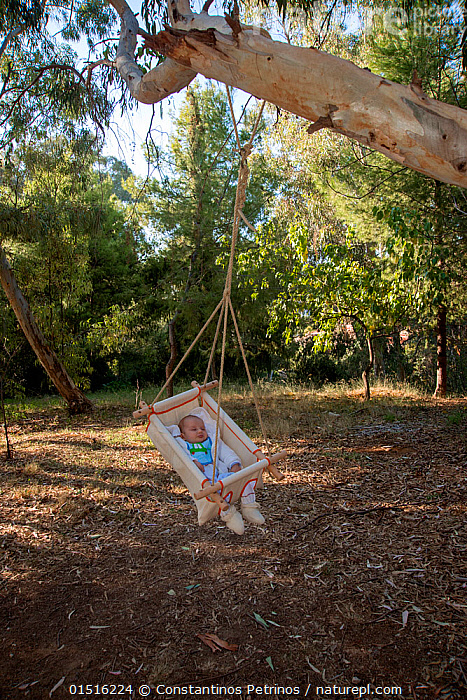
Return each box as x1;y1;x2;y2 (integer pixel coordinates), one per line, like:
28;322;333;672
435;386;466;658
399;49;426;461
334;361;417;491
146;25;467;188
109;0;197;104
105;0;467;188
0;245;93;414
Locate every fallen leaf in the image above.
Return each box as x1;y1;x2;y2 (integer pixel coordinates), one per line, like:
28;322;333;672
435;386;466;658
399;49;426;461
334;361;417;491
252;612;269;629
196;634;219;653
196;633;238;652
306;657;321;674
49;677;65;697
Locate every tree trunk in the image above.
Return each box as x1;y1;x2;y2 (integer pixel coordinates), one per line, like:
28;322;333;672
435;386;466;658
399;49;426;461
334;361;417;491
107;0;467;189
373;337;385;379
1;374;12;459
394;330;406;383
362;335;375;401
0;244;93;414
433;305;447;398
165;318;178;398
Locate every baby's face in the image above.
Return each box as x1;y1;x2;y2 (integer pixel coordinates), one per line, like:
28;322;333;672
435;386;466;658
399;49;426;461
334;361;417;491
181;417;208;443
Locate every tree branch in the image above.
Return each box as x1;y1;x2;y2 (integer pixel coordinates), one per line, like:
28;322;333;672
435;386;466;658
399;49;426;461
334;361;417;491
86;58;114;87
146;24;467;188
106;0;197;104
0;25;27;60
0;63;106;137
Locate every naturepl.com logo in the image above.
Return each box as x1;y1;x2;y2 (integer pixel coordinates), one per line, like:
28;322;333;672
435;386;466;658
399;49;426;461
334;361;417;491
315;684;402;697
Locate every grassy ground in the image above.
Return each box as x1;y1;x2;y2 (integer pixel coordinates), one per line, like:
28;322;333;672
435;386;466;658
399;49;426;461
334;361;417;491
0;382;466;699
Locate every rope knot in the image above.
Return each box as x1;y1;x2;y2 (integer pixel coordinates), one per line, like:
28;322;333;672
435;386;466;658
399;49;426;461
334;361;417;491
240;144;252;161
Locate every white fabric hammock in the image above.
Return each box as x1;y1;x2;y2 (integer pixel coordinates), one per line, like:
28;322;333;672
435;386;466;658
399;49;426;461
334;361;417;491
143;385;271;525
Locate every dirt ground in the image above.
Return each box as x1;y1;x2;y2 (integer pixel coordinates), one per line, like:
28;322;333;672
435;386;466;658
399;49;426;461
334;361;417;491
0;388;466;700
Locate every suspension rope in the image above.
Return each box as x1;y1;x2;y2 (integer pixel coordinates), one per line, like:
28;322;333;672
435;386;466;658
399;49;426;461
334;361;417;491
228;296;270;456
152;297;224;405
203;296;226;389
212;291;230;484
149;93;271;467
226;86;242;150
211;93;268;473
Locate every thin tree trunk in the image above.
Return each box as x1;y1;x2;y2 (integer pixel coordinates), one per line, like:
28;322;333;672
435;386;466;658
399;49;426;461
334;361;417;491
373;337;385;379
0;244;93;414
433;305;447;398
394;330;406;383
1;374;12;459
165;318;178;398
433;182;448;399
210;352;217;381
362;335;375;401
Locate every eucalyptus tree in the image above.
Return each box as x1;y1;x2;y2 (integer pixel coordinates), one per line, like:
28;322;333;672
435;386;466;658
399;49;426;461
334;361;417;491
380;199;467;396
6;0;467;187
0;0;113;149
0;0;114;411
96;0;467;189
5;0;467;404
239;216;412;399
0;135;98;411
0;137;143;407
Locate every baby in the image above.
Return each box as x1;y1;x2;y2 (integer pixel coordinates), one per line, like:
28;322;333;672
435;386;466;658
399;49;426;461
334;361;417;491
178;414;264;532
178;414;242;481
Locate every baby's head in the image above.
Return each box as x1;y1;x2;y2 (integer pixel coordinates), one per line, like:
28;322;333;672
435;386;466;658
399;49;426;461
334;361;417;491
179;415;208;444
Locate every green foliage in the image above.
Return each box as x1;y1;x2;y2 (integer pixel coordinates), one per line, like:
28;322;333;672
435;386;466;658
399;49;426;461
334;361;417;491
2;0;467;398
363;1;465;104
380;204;467;318
281;227;407;343
238;212;417;396
0;136;154;395
61;0;117;44
262;0;467;393
0;0;44;33
0;0;114;151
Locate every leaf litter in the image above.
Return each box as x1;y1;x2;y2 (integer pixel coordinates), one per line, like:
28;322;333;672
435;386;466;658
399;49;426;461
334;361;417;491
0;390;466;698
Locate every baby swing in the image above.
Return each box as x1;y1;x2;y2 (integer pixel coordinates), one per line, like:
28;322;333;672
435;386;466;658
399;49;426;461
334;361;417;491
133;91;286;531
